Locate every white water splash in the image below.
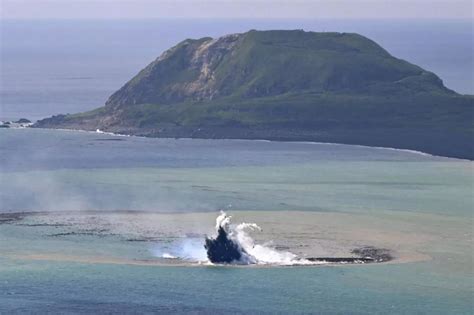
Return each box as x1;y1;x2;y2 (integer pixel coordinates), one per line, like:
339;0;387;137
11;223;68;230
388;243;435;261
151;238;208;262
214;211;322;265
151;211;327;265
162;253;177;259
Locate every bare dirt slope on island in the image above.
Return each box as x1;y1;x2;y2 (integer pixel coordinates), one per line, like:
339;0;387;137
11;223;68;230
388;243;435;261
34;30;474;159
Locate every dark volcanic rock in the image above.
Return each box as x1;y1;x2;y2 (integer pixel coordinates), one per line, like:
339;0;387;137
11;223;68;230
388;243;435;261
204;226;243;263
0;212;27;224
308;247;393;264
15;118;31;124
351;246;392;262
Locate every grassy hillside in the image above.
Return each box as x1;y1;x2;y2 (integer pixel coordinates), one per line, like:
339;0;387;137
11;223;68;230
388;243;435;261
34;30;474;159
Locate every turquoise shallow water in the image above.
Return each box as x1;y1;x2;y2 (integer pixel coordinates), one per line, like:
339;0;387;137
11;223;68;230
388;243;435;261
2;18;473;313
0;128;473;314
0;260;471;314
1;128;469;215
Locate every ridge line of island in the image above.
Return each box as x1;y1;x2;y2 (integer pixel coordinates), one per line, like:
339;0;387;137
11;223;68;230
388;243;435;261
9;29;473;159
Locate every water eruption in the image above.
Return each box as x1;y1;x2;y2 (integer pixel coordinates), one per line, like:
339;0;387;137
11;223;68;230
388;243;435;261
203;211;393;265
204;211;307;265
204;212;244;263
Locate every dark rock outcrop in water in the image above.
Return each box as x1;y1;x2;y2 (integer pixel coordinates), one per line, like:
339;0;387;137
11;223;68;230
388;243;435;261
205;225;243;263
34;30;474;159
308;247;392;264
15;118;31;124
351;246;392;262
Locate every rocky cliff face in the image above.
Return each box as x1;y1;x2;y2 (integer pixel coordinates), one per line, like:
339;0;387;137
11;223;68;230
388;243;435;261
105;34;244;108
34;30;473;159
103;30;450;110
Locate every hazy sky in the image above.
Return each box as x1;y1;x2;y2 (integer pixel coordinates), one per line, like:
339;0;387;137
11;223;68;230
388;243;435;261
1;0;472;20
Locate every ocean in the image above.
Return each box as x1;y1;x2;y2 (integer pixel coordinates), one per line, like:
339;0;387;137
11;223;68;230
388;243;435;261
1;128;473;313
1;19;473;314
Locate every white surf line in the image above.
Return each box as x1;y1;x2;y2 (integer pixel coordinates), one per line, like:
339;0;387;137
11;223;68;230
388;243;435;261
23;127;470;161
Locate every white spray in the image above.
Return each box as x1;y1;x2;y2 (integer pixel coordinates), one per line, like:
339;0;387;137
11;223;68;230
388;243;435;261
153;211;324;265
213;211;317;265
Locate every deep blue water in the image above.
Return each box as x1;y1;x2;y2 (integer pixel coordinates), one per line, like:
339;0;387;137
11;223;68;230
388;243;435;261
3;128;466;214
0;128;446;173
1;19;473;121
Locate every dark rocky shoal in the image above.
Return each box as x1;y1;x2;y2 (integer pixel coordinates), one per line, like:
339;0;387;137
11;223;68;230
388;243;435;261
204;222;393;265
204;226;244;263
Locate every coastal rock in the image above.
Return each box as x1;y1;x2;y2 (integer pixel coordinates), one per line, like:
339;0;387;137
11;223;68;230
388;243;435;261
15;118;32;124
34;30;474;159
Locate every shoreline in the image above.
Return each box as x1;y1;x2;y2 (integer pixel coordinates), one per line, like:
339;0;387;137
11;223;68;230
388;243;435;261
7;126;470;161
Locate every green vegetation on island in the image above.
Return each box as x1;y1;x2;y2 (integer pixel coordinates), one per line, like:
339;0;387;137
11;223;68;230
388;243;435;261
34;30;474;159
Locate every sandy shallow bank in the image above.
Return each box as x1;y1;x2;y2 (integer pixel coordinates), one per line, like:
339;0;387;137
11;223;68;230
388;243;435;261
1;210;439;267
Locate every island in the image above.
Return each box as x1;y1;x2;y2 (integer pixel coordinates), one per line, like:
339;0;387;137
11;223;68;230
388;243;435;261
34;30;474;159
